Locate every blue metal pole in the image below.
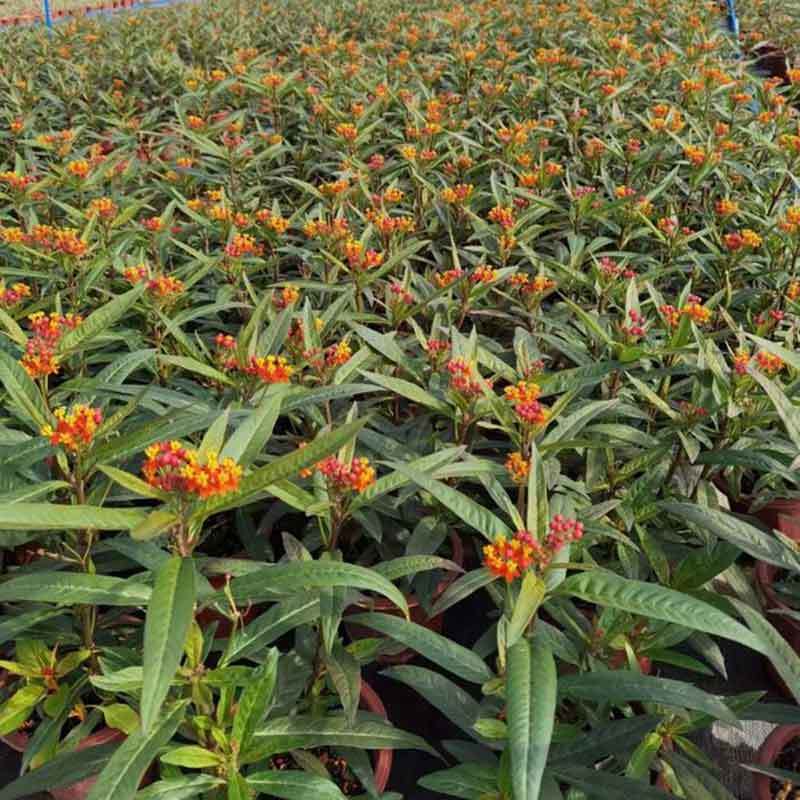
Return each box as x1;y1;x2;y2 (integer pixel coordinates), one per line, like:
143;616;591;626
726;0;739;36
43;0;53;29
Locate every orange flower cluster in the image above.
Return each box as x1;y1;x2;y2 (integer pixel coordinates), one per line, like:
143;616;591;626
241;355;294;383
447;358;483;398
723;229;762;251
505;451;531;484
0;172;34;192
21;312;82;378
487;204;515;229
471;265;498;284
715;198;739;217
325;341;352;368
273;286;300;309
2;224;88;257
505;380;549;426
510;273;556;295
143;441;242;499
334;122;358;141
435;267;464;288
0;283;30;307
343;238;384;271
483;518;585;582
225;234;264;258
440;184;474;205
317;455;376;493
41;405;102;452
367;211;415;237
304;218;350;240
780;206;800;235
787;281;800;302
255;209;291;234
66;160;90;179
755;350;784;375
87;197;118;220
660;298;712;327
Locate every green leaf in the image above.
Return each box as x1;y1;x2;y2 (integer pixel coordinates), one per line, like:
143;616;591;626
58;285;145;355
0;573;150;605
418;764;498;800
0;684;46;735
361;370;448;413
506;639;556;800
101;704;140;735
526;442;548;539
557;570;764;655
0;350;49;429
134;776;224;799
391;464;512;541
221;596;319;666
221;387;286;466
0;503;146;530
199;409;229;457
549;765;672;799
158;355;234;386
252;715;436;757
232;648;279;752
160;746;224;768
247;770;347;800
663;501;800;572
430;568;498;617
372;555;463;582
0;609;64;647
381;666;486;743
347;613;492;683
141;558;196;732
224;562;408;618
0;741;119;800
86;702;187;800
558;671;739;724
749;368;800;450
130;509;179;542
661;750;736;800
730;598;800;703
549;715;661;765
97;466;171;502
507;572;546;648
626;373;679;419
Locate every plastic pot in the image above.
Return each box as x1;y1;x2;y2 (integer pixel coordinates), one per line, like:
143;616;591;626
2;727;127;800
360;679;392;792
344;532;464;665
752;725;800;800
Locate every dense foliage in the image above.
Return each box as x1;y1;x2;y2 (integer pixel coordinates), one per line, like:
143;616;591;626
1;0;800;798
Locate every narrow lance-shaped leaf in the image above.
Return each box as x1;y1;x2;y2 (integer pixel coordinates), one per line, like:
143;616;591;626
141;558;196;732
506;639;556;800
86;702;187;800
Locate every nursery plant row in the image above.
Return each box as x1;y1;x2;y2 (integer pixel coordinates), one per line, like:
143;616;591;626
1;0;800;797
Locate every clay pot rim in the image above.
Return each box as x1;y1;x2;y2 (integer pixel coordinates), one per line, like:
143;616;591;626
753;724;800;800
359;678;392;792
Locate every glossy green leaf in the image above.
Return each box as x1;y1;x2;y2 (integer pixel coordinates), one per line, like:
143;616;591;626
141;558;196;732
506;639;556;800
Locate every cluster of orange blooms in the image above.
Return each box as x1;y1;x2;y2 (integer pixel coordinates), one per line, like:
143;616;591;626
0;172;34;192
87;197;118;220
41;405;103;453
505;451;531;484
487;204;515;229
304;218;350;241
483;517;584;582
435;267;464;289
447;358;484;399
225;233;264;258
366;211;415;237
509;273;557;296
143;441;242;499
316;455;376;493
343;238;384;271
779;206;800;235
21;312;82;378
241;355;295;384
723;229;763;251
440;184;474;205
0;283;31;307
659;298;713;328
273;286;301;309
255;209;291;234
504;380;549;427
123;266;184;300
1;224;87;257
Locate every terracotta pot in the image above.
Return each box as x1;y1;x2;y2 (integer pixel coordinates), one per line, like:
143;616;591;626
359;679;392;792
752;501;800;695
344;532;464;664
752;724;800;800
2;727;127;800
